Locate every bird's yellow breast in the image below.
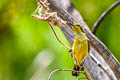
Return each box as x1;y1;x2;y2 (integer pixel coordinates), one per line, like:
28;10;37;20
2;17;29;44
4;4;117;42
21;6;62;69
72;33;88;66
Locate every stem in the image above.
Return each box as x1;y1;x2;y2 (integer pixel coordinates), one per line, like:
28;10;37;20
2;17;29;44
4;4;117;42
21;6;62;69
48;22;71;50
48;69;86;80
92;1;120;34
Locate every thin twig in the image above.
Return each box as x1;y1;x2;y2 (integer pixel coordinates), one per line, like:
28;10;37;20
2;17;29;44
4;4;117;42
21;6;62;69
49;23;81;52
48;69;86;80
48;23;71;50
92;1;120;34
33;4;41;15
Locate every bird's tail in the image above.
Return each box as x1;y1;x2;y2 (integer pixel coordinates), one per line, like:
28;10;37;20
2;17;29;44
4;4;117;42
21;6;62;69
72;65;80;76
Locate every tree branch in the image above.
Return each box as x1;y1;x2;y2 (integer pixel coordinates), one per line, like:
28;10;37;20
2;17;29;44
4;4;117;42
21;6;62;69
47;0;120;79
92;1;120;34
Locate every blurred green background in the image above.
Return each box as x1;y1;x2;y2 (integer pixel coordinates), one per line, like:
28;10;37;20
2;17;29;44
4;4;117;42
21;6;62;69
0;0;120;80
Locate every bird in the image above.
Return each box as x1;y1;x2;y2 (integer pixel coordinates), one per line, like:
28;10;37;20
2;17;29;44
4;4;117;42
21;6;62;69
70;24;89;76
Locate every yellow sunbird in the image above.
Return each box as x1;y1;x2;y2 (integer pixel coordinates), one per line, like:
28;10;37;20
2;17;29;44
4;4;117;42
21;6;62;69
70;24;89;76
